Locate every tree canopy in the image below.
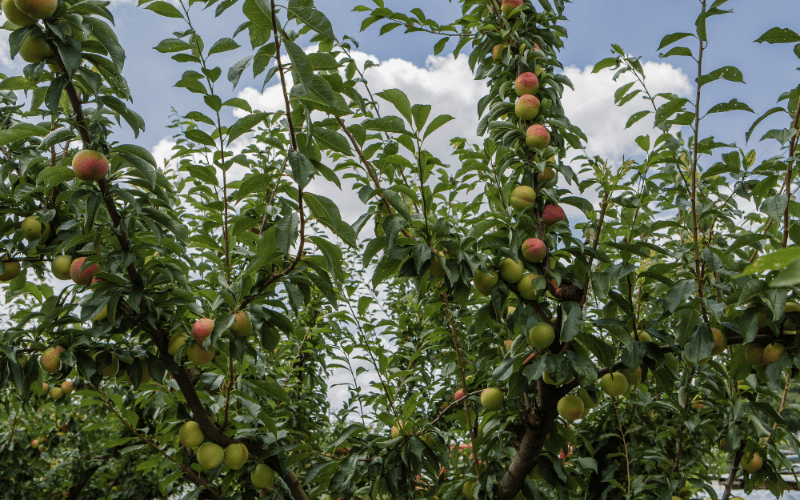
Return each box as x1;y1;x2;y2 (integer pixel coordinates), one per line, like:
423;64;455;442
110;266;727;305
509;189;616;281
2;1;800;500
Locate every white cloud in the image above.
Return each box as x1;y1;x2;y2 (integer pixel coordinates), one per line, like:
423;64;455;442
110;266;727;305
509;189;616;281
561;61;693;161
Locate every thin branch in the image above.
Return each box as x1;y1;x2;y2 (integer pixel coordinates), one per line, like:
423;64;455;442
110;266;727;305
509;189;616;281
612;399;631;493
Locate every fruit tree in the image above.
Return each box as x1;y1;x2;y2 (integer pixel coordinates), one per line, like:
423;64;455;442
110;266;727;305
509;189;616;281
1;0;800;499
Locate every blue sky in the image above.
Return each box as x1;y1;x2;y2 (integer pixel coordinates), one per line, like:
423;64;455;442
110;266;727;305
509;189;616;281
17;0;791;159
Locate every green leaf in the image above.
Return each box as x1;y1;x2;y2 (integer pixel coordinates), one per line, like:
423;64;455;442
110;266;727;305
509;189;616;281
591;57;618;73
770;257;800;288
0;122;49;147
154;38;193;53
423;114;454;140
665;280;697;313
145;1;184;18
116;151;157;189
755;27;800;44
284;39;314;92
739;247;800;277
207;37;240;56
242;0;273;48
39;128;75;150
657;32;695;50
696;66;745;87
746;107;786;143
376;89;413;124
287;0;336;40
312;127;352;155
227;112;268;145
655;98;689;127
707;98;754;114
361;116;408;134
625;110;650;129
289;150;315;190
84;17;126;71
293;75;350;116
305;193;356;248
185;129;216;147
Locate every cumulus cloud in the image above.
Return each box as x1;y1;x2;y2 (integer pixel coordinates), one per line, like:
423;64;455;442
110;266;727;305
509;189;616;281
561;61;693;161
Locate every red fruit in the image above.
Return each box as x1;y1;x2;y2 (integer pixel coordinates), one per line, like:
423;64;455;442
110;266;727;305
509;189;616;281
72;150;109;182
454;389;466;401
521;238;547;263
192;318;215;342
526;124;550;149
69;257;100;285
515;72;539;96
515;95;540;121
501;0;523;16
542;204;565;226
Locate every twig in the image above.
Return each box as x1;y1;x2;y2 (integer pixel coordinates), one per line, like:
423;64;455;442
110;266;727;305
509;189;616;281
612;399;631;493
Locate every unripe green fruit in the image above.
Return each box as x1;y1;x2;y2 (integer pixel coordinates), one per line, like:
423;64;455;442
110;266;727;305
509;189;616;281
711;327;728;356
491;44;507;62
179;421;204;448
101;355;118;377
14;0;56;19
93;305;107;322
622;367;641;386
70;257;100;285
61;381;73;394
600;372;628;397
557;395;584;422
577;388;598;410
474;268;498;296
49;386;63;399
719;437;728;451
631;330;652;342
745;344;765;366
517;272;542;300
18;36;52;63
2;0;35;25
499;257;524;283
40;346;64;373
762;342;785;364
462;480;476;500
51;255;72;280
251;464;276;488
187;343;215;365
783;301;800;333
515;94;540;120
197;442;224;470
526;124;550;149
528;323;555;350
741;451;763;472
21;216;49;242
390;420;403;438
481;387;503;411
509;185;536;211
71;150;109;181
0;261;20;281
230;311;252;337
224;443;248;469
429;251;446;279
537;166;556;185
123;364;151;385
192;318;214;342
168;333;188;356
521;238;546;263
20;216;41;240
514;72;539;96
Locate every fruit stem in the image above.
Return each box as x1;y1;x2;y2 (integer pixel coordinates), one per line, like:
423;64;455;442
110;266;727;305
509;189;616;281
442;290;480;476
690;0;709;324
